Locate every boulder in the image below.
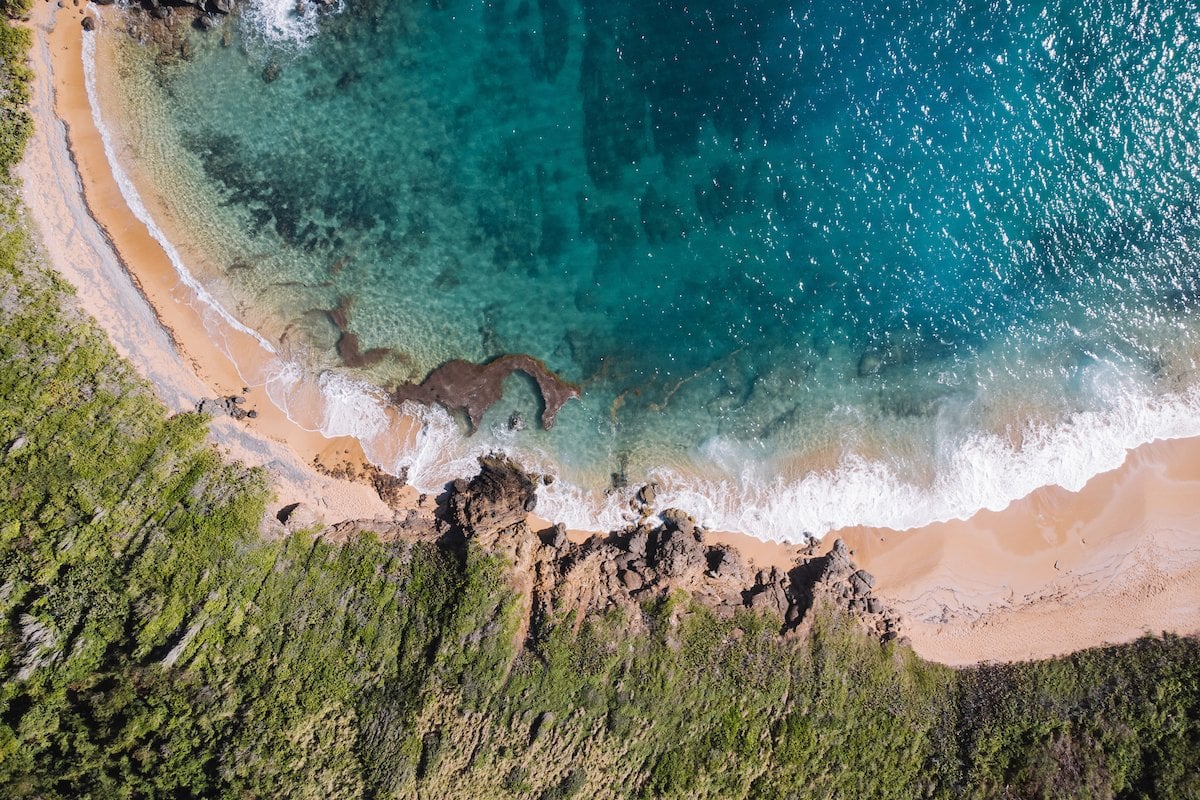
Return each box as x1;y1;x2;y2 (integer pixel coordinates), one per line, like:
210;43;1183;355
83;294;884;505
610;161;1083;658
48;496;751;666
707;546;746;583
81;15;96;29
619;569;644;592
849;569;875;596
277;502;321;532
447;455;537;539
529;711;555;744
652;527;706;580
660;508;700;540
748;580;790;619
825;538;853;572
626;529;648;559
636;481;659;506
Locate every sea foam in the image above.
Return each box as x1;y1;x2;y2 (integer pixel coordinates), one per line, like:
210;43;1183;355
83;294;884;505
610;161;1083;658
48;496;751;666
241;0;341;48
532;378;1200;540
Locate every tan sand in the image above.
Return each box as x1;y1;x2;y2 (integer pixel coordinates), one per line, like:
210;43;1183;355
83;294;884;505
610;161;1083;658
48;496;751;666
17;2;1200;665
836;436;1200;664
19;0;404;526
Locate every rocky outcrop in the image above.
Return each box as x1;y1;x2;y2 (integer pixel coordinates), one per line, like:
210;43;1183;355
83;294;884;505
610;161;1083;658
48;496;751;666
801;539;907;644
197;394;258;421
446;456;538;542
430;456;906;646
275;456;905;647
277;502;322;532
392;355;580;431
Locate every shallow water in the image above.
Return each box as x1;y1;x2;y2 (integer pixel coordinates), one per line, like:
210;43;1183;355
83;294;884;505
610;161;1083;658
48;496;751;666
100;0;1200;537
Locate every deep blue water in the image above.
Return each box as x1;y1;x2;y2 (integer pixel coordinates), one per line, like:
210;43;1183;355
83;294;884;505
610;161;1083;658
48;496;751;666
106;0;1200;534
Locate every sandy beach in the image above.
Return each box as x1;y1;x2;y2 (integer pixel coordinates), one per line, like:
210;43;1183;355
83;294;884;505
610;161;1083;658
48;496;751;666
19;0;410;527
19;2;1200;666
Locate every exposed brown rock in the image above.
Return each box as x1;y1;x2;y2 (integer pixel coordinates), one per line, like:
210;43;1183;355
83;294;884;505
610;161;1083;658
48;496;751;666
392;354;580;431
312;456;904;647
446;455;538;541
650;526;706;581
326;510;439;543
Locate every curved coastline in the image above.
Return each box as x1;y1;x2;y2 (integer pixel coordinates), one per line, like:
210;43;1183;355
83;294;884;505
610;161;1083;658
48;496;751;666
81;3;1200;542
24;2;1200;664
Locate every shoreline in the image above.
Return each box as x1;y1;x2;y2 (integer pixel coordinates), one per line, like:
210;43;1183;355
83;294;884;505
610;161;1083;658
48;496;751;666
20;2;1200;664
19;1;407;526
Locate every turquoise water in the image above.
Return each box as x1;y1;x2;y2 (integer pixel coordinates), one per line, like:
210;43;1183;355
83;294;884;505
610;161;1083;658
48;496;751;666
103;0;1200;535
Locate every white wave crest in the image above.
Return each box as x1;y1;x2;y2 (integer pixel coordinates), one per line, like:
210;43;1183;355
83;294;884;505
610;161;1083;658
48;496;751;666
241;0;342;48
390;401;484;491
535;381;1200;541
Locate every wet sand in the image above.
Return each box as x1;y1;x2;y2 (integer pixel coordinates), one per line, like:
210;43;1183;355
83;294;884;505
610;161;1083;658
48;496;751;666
19;0;403;526
20;2;1200;665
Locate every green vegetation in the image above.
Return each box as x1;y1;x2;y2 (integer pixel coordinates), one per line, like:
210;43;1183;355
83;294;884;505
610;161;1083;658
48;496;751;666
0;14;1198;799
0;10;29;172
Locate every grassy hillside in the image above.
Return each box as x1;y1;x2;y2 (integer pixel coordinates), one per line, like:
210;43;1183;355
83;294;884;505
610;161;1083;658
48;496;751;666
0;13;1198;799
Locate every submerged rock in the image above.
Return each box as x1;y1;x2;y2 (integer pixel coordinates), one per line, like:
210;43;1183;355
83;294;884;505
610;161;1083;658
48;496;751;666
857;350;885;376
393;354;581;431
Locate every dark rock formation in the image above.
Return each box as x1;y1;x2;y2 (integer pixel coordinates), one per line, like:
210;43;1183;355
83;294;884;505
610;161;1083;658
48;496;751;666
446;456;538;540
431;457;906;646
650;525;706;580
197;395;255;420
392;354;580;431
326;296;392;368
636;481;659;507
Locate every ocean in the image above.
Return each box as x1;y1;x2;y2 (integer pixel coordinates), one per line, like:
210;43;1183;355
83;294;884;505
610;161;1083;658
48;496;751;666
92;0;1200;538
